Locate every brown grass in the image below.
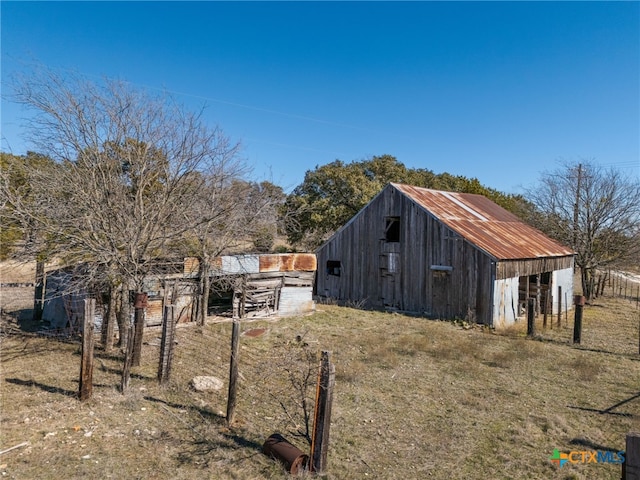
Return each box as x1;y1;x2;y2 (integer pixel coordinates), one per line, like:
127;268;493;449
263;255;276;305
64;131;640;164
1;293;639;479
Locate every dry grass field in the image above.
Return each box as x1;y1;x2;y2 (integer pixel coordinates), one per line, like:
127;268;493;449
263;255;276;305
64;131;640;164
1;283;638;479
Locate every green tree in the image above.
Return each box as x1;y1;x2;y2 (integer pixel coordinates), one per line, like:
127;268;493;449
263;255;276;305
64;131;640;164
282;155;528;249
0;151;56;260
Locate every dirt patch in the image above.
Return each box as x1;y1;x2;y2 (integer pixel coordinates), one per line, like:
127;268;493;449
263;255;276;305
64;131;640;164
243;328;267;338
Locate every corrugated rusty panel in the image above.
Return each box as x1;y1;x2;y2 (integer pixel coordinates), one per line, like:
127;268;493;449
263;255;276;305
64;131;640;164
184;257;199;277
145;298;164;326
259;254;317;272
185;256;223;277
393;184;574;260
259;254;283;272
293;253;317;272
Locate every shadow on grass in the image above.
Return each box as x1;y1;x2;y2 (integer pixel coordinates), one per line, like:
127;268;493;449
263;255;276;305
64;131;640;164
534;335;640;360
95;363;153;381
0;337;73;362
143;395;226;425
143;395;267;468
5;377;76;397
569;437;623;452
178;432;266;469
567;390;640;417
1;309;38;334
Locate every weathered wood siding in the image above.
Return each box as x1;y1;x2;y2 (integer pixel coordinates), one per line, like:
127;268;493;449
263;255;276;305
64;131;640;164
316;186;495;324
316;185;575;327
496;256;574;280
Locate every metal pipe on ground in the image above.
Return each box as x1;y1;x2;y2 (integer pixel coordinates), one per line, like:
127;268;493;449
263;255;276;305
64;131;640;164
262;433;308;474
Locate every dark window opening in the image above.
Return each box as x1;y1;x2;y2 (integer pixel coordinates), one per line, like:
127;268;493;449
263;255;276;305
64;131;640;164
385;217;400;242
327;260;341;276
208;285;235;317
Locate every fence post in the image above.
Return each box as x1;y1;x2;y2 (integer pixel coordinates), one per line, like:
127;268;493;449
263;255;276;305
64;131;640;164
543;291;549;329
573;295;585;344
623;432;640;479
120;322;135;392
557;286;562;328
157;305;176;385
132;293;148;367
32;259;45;322
527;298;535;337
226;317;241;426
101;285;116;351
79;298;96;401
310;350;335;473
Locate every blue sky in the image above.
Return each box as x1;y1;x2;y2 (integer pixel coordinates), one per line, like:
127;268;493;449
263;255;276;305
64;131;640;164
2;1;638;194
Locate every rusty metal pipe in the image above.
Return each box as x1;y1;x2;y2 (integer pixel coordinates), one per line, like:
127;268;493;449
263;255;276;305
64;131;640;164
262;433;308;474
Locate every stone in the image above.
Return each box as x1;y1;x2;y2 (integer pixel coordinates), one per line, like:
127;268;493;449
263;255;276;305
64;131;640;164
190;376;224;392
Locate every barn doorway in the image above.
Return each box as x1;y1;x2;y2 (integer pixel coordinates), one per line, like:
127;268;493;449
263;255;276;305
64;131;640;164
518;272;553;317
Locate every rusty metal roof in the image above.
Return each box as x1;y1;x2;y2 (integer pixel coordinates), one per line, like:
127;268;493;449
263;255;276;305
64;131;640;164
393;183;574;260
184;253;317;277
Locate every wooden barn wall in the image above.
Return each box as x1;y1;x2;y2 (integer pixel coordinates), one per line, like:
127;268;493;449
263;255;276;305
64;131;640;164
316;186;496;325
496;256;573;280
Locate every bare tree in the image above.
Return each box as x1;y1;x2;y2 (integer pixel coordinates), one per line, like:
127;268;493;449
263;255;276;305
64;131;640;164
526;160;640;299
2;67;242;338
184;178;285;326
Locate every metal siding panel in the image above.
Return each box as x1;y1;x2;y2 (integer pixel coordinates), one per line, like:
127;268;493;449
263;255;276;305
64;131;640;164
552;267;574;314
393;184;574;260
222;255;260;274
278;286;314;316
258;254;317;272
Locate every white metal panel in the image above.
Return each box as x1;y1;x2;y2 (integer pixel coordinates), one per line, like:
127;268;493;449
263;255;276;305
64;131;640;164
552;267;574;314
278;286;315;317
221;255;260;274
493;276;519;328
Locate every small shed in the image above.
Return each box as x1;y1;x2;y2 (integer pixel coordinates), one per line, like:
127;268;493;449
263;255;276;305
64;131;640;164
315;183;574;328
185;253;317;319
40;253;317;332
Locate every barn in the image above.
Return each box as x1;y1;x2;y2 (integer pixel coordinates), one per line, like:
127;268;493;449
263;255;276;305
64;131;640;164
315;183;575;328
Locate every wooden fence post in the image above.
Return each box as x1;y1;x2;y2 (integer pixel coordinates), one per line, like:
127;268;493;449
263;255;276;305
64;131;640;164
573;295;585;344
543;291;549;329
226;317;241;426
120;322;135;392
101;284;116;351
625;279;628;300
557;286;562;328
623;432;640;479
132;293;148;367
157;305;176;385
79;298;95;401
527;298;535;338
32;259;45;322
310;350;335;473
